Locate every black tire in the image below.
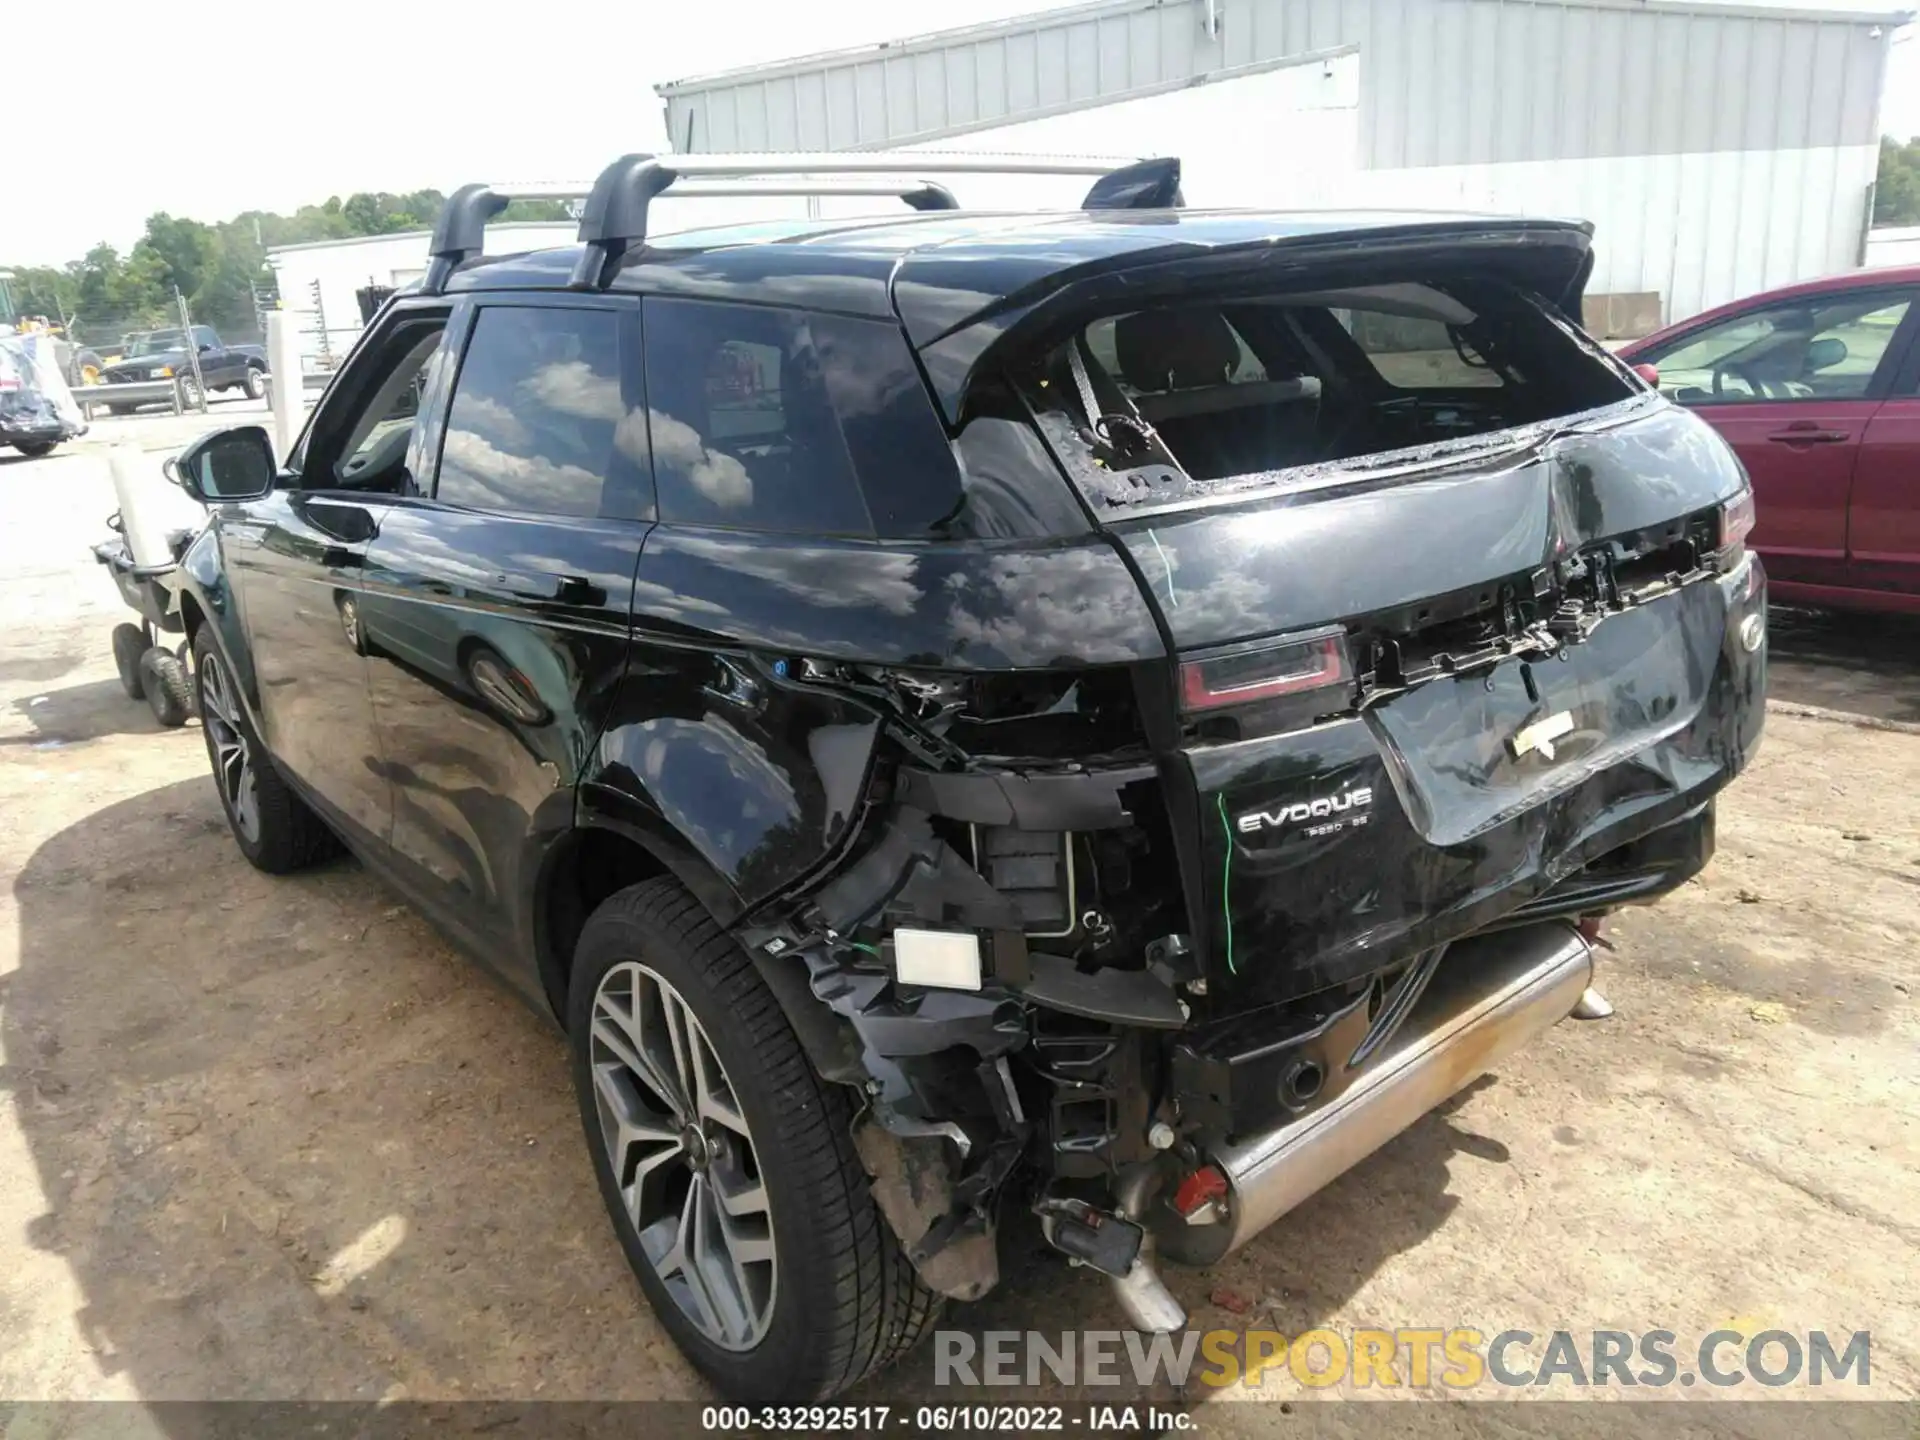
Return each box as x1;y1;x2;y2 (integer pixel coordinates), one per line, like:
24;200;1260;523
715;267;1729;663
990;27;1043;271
12;440;58;458
242;365;266;400
139;647;193;727
568;879;939;1403
112;623;149;699
190;627;341;873
73;350;105;387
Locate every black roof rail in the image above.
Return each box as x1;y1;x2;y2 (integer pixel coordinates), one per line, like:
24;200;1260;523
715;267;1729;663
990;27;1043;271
426;150;1174;293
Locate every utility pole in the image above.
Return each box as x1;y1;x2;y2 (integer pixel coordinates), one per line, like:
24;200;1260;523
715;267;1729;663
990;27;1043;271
309;279;332;368
174;286;208;413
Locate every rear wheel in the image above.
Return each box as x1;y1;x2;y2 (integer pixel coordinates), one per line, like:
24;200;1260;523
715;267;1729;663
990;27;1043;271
139;647;193;727
242;366;266;400
191;629;341;872
112;623;148;699
569;878;938;1403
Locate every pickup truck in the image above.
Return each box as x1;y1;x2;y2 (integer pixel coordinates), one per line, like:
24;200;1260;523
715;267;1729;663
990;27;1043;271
99;326;268;411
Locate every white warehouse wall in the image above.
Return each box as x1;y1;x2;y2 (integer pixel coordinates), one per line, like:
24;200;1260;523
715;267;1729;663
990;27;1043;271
886;57;1874;324
1866;226;1920;269
1337;144;1882;320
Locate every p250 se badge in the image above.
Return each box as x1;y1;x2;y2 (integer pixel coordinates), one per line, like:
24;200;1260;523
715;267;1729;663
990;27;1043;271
1236;785;1374;836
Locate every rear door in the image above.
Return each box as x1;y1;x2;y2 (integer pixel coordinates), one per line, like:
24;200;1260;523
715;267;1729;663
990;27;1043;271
1846;311;1920;601
360;296;652;991
1638;289;1915;587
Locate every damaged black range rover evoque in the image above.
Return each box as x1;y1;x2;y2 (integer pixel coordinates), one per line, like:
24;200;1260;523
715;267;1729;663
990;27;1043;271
170;153;1765;1401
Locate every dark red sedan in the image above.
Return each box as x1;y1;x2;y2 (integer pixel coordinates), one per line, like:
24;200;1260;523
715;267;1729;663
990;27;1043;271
1621;267;1920;616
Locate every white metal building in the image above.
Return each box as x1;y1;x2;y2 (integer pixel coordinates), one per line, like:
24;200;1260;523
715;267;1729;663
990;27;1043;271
656;0;1912;329
266;223;575;365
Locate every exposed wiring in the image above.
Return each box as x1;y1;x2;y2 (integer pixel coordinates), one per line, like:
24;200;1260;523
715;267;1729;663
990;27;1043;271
849;941;883;957
1215;793;1237;975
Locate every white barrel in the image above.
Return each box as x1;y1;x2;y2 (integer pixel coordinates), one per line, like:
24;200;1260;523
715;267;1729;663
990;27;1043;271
109;444;206;570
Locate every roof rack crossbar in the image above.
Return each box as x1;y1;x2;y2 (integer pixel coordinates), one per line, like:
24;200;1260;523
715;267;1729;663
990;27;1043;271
426;150;1181;293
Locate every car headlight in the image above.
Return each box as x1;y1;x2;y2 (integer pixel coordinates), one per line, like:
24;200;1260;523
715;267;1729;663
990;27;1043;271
157;365;173;377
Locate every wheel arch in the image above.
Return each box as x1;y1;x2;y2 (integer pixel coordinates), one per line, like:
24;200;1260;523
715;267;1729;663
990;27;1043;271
537;808;864;1087
177;556;265;732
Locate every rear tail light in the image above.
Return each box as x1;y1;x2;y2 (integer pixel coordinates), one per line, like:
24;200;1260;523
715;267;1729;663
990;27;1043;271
1718;488;1756;572
1179;629;1349;713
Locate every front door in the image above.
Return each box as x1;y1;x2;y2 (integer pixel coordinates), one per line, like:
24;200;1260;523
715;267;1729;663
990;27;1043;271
1640;289;1915;589
360;298;650;989
1847;330;1920;601
231;302;454;844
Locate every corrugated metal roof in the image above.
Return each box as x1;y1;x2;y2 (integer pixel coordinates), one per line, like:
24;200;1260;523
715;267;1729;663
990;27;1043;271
656;0;1909;167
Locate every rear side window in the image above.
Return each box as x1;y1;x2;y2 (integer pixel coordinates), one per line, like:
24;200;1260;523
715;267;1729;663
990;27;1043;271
435;305;649;520
642;299;963;538
1643;294;1913;403
1336;307;1504;389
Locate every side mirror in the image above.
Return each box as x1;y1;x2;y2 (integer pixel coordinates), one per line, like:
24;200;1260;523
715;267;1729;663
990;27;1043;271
176;425;276;504
1804;336;1847;373
198;342;214;353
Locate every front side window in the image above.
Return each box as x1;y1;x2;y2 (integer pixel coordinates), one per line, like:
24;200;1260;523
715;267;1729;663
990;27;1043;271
435;305;647;520
1336;305;1505;389
296;312;448;494
1646;295;1913;404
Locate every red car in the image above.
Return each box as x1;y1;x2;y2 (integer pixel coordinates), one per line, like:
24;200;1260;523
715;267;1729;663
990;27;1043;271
1621;267;1920;615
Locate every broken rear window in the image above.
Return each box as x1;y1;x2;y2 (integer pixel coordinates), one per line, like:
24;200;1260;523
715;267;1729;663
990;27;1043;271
1013;277;1636;513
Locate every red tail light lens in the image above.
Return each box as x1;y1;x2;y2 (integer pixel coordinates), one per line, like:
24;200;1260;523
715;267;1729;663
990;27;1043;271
1719;488;1755;567
1179;630;1349;713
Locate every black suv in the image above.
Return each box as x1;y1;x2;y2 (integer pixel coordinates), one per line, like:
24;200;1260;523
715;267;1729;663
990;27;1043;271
170;153;1766;1403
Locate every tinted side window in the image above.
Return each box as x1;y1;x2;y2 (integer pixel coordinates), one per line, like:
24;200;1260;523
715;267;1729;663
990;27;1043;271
811;315;966;537
436;305;647;520
644;299;873;537
1334;308;1504;389
1645;295;1914;404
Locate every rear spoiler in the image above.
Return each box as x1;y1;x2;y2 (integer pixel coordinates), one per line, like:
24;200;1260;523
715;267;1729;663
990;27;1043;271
906;219;1598;426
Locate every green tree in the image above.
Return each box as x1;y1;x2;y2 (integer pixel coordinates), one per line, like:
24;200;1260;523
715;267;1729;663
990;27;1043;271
3;188;576;345
1875;136;1920;226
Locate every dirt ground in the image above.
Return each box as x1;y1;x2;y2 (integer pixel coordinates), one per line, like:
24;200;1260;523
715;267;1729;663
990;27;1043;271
1;443;1916;1422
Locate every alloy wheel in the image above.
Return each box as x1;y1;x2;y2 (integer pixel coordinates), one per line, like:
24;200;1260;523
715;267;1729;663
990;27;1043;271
197;650;261;843
588;961;777;1351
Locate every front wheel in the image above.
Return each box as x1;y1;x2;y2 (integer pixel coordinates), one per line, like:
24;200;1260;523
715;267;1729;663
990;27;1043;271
569;878;938;1403
191;629;341;872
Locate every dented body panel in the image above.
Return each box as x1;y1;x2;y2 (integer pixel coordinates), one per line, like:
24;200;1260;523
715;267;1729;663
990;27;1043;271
187;203;1770;1329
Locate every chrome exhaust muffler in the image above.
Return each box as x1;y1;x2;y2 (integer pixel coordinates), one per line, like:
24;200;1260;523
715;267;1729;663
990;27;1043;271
1118;924;1593;1325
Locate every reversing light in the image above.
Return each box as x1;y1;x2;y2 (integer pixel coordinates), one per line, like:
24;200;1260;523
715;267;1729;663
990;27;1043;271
1179;630;1349;713
1720;488;1755;558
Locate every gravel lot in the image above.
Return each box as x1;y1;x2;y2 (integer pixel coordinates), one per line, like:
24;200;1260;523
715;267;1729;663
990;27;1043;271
1;436;1915;1424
